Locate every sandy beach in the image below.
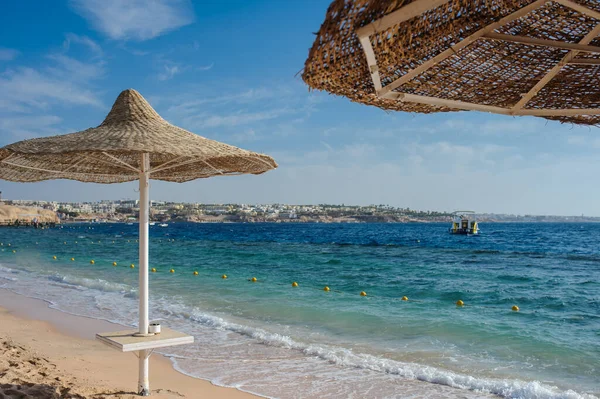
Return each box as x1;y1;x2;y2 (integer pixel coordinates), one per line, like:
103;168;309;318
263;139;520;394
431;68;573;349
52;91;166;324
0;289;257;399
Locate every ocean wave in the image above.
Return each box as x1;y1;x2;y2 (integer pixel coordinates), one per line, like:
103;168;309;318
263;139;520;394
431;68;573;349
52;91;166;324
565;254;600;263
0;265;17;274
47;274;134;294
157;305;596;399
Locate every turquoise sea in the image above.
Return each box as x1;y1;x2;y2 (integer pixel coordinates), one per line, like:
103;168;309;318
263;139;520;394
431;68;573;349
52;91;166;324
0;222;598;398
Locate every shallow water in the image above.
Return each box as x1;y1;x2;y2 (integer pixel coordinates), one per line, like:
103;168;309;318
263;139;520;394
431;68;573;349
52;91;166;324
0;222;598;398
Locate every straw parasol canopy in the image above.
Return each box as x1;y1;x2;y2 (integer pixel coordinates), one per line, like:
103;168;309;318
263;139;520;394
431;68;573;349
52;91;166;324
302;0;600;126
0;88;277;396
0;89;277;183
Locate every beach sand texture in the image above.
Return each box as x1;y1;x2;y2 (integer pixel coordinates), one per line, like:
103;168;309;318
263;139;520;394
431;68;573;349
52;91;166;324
0;290;256;399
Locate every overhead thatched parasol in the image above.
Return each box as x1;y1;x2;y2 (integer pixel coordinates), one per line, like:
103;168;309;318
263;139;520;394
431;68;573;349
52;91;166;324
0;89;277;396
302;0;600;126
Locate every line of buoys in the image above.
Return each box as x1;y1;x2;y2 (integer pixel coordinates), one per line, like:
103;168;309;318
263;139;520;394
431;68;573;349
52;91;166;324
193;271;199;275
292;281;298;287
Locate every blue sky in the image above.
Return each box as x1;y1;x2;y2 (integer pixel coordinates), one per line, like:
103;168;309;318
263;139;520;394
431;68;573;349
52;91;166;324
1;0;599;215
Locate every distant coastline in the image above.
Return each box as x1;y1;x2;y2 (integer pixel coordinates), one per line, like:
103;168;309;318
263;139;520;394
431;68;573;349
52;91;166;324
3;199;599;225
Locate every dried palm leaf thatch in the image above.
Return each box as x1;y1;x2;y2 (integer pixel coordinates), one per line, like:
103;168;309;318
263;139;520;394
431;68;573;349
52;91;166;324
0;89;277;183
302;0;600;126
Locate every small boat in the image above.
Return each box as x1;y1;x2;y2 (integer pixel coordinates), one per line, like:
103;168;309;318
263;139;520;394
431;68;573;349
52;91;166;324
450;211;479;235
149;222;156;226
159;223;169;227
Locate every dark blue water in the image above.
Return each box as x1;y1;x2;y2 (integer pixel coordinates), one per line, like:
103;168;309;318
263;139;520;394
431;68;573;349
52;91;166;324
0;223;598;398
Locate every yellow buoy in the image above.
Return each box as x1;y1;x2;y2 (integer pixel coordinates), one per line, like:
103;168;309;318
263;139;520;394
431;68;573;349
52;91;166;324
90;260;95;264
222;274;228;279
52;256;57;260
130;264;135;269
151;268;156;272
456;300;464;307
193;271;199;275
71;258;75;261
401;296;408;301
113;262;118;266
324;286;330;292
292;282;298;287
360;291;367;297
251;277;257;282
512;305;520;312
170;269;175;273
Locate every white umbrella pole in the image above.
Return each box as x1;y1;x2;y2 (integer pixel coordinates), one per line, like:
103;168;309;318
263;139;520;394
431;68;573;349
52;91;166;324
138;152;151;395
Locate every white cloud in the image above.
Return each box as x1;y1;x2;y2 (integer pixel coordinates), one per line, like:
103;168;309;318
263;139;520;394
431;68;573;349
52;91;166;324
70;0;195;41
0;115;63;143
0;48;19;61
0;67;102;111
46;54;105;81
184;109;290;129
63;33;103;57
231;129;258;143
167;88;279;116
197;63;214;71
567;135;600;148
157;65;181;81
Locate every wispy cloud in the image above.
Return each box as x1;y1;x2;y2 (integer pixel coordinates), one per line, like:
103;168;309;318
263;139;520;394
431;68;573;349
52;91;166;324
157;65;181;81
197;63;214;71
46;54;105;82
63;33;103;57
0;67;102;111
567;135;600;149
0;115;63;143
0;48;19;62
184;109;290;129
70;0;195;41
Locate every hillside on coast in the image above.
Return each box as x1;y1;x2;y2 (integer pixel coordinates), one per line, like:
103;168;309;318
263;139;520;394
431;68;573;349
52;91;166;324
0;205;59;224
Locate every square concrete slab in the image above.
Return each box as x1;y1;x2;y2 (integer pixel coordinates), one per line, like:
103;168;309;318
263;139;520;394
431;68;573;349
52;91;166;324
96;327;194;352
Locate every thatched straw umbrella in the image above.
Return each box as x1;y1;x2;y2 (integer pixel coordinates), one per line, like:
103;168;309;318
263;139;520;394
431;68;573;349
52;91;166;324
0;89;277;395
302;0;600;126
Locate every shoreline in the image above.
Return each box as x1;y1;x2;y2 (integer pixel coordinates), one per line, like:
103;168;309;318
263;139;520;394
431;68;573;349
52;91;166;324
0;288;259;399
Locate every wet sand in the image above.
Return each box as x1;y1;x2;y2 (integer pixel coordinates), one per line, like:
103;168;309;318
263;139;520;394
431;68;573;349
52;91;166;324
0;289;258;398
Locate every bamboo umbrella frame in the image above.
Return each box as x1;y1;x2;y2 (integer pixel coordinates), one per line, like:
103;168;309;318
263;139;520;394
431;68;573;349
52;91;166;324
0;89;277;395
302;0;600;126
